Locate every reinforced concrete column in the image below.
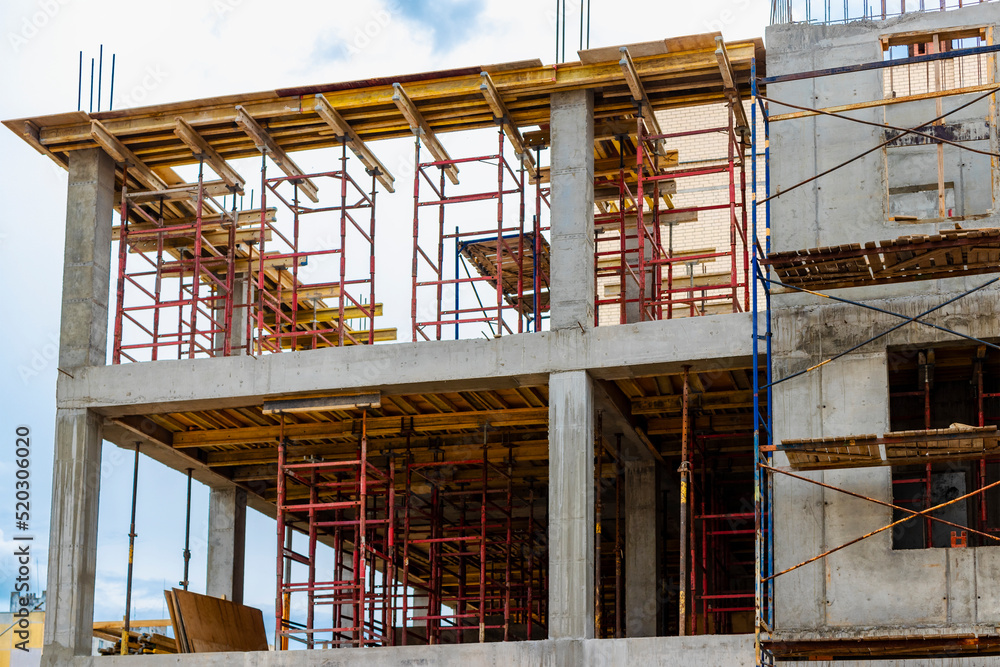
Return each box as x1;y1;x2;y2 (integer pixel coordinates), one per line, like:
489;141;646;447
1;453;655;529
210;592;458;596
624;230;654;324
549;89;595;330
625;459;660;636
548;370;595;639
212;273;247;355
44;147;115;663
206;486;247;603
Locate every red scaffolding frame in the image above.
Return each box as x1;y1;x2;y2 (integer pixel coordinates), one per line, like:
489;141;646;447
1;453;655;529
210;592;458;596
411;130;549;341
254;139;382;354
112;140;389;364
638;102;750;320
112;161;247;363
594;101;751;323
275;420;548;651
275;412;397;649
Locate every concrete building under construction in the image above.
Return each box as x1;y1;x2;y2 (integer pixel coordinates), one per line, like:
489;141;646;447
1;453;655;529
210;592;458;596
8;1;1000;664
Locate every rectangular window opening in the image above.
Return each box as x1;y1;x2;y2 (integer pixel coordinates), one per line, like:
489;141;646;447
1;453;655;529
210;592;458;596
888;344;1000;549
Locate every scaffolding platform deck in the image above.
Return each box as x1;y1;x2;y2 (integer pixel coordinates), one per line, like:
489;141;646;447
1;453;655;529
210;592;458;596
459;232;551;316
766;227;1000;290
774;425;1000;471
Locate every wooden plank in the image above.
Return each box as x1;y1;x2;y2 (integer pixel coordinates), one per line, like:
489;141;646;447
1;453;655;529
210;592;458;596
769;81;1000;122
261;303;383;324
174;118;246;191
580;39;670;64
392;83;460;185
632;389;752;414
234;106;320;202
112;208;277;242
164;590;190;653
313;93;395;193
169;588;267;653
126;179;237;203
273;326;397;348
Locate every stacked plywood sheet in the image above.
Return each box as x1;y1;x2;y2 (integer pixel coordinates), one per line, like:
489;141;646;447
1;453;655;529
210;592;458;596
778;425;999;471
767;227;1000;290
165;588;268;653
781;434;882;470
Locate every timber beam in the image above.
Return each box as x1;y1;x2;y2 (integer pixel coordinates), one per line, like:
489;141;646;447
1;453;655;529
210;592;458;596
313;93;395;193
714;36;750;138
619;46;664;151
392;82;461;185
174;117;246;192
91;119;168;190
480;71;537;178
234;106;320;202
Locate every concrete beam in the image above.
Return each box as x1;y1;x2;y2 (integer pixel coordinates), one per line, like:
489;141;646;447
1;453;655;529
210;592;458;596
206;487;247;604
549;89;595;331
58;314;753;416
548;370;595;639
53;634;757;666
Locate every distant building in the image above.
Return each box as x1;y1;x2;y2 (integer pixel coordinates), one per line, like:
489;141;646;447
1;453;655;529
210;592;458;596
0;592;44;667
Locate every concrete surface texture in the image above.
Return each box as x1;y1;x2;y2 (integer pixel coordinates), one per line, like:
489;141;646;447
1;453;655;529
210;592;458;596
53;635;756;666
766;3;1000;641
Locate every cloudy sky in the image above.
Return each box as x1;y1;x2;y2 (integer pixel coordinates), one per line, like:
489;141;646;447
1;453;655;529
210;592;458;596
0;0;769;643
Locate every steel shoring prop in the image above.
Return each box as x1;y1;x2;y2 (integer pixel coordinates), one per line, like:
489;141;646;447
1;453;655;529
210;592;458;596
765;277;999;389
764;475;1000;582
763;463;1000;545
757;86;1000;206
758;93;1000;159
763;277;1000;351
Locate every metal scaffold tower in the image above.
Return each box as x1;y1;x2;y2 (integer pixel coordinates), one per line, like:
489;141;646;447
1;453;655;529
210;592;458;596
410;127;549;341
255;137;382;353
112;160;247;362
596;42;751;324
276;411;397;648
112;137;391;364
274;414;548;650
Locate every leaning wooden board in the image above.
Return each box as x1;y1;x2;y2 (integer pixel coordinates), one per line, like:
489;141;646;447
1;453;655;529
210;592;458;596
165;588;268;653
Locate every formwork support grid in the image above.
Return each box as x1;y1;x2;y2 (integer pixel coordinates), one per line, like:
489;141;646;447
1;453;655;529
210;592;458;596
596;97;750;324
112;160;245;363
411;128;550;341
254;138;379;355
